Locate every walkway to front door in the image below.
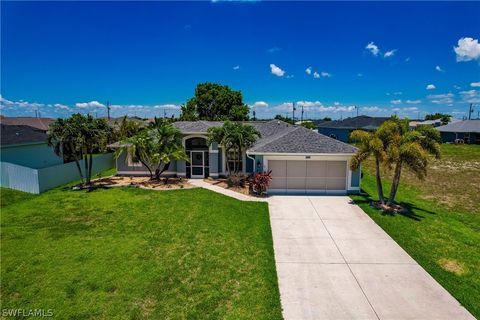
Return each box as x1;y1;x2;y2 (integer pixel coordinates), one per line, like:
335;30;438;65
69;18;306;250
267;195;474;320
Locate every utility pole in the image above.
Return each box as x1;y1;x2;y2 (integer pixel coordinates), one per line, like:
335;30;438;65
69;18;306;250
355;105;358;117
35;110;38;118
301;105;304;124
253;109;256;121
292;102;296;123
106;101;111;120
468;103;473;120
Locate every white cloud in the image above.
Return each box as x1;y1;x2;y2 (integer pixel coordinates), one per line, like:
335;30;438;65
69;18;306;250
405;57;411;62
426;84;436;90
270;63;285;77
305;67;312;75
454;37;480;62
233;65;240;70
390;99;402;105
435;65;445;72
357;73;363;77
313;71;320;78
470;82;480;87
75;101;105;109
252;101;268;108
406;100;421;104
321;71;332;78
459;90;480;103
384;49;397;58
366;42;379;56
427;93;454;104
454;85;462;90
362;106;385;113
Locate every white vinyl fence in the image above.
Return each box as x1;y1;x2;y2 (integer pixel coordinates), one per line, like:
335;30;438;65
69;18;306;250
1;153;114;194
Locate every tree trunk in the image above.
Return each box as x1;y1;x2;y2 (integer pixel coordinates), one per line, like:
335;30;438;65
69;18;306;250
139;159;153;179
159;162;171;184
74;159;84;184
375;157;385;205
88;153;93;184
387;162;403;206
84;153;89;185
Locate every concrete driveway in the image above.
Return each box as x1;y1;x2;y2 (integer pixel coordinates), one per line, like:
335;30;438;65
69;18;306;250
268;195;474;320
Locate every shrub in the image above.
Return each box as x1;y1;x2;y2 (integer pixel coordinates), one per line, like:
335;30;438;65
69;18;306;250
227;173;247;187
249;171;272;196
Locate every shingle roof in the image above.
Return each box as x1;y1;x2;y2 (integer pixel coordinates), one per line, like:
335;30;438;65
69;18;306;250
1;124;48;146
249;125;357;154
436;120;480;133
318;116;390;130
173;120;357;154
0;116;54;131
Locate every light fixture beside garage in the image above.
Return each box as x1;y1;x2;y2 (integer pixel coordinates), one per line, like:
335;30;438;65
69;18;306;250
305;156;311;159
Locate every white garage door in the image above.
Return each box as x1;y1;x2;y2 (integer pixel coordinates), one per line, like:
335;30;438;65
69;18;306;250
269;160;347;193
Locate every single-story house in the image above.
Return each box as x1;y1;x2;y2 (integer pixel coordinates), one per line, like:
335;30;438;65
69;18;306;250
0;124;63;168
409;119;443;128
317;116;390;142
114;120;361;194
436;120;480;144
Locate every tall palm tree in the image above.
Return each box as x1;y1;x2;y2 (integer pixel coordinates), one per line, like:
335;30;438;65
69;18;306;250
349;130;387;205
385;120;441;206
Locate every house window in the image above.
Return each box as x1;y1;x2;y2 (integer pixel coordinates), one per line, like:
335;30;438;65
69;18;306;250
127;153;143;167
330;134;337;139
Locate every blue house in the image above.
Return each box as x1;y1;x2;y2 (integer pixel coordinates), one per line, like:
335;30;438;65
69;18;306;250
0;124;63;168
318;116;390;142
437;120;480;144
112;120;361;194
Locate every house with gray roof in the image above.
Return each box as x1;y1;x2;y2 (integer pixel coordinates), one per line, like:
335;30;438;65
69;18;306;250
436;120;480;144
114;120;361;194
318;115;391;142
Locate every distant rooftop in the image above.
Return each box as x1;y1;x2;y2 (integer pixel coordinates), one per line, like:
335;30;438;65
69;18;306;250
317;115;390;130
0;116;54;131
1;124;48;146
436;120;480;133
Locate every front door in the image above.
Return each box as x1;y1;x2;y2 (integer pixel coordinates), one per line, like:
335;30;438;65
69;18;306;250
190;151;204;178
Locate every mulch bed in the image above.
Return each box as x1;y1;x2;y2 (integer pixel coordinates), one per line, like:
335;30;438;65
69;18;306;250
78;176;195;191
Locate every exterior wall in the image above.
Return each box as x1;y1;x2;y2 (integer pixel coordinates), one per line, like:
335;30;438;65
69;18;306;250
1;153;114;194
116;151;178;176
0;142;63;169
209;142;219;177
350;167;361;188
441;131;479;144
318;128;351;143
246;156;254;173
255;155;264;173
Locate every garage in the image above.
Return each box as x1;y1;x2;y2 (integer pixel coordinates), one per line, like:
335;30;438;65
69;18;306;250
268;160;347;193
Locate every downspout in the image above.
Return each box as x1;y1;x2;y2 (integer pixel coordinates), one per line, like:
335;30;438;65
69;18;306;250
246;151;256;172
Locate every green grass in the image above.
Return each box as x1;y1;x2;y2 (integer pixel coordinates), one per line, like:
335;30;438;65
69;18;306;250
351;144;480;318
1;186;282;319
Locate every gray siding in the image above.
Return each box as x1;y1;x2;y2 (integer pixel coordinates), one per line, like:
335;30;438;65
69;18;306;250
0;143;63;169
351;167;360;188
255;155;264;173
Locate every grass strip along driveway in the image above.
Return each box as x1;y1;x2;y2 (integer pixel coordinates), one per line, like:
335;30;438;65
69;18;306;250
1;187;282;319
351;144;480;319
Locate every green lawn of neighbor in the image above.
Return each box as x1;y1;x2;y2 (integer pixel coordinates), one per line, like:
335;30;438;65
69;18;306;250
351;144;480;318
1;186;282;319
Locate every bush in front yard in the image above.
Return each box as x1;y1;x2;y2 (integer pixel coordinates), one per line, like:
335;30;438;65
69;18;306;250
249;171;272;196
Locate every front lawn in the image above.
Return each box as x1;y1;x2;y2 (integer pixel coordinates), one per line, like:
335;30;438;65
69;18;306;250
351;144;480;318
1;186;282;319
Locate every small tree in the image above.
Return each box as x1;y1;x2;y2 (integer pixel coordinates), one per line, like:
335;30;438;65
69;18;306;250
207;121;260;175
115;116;144;139
47;114;113;186
117;122;189;181
349;130;387;205
385;119;441;206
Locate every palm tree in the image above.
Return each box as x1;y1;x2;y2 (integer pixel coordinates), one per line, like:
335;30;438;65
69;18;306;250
47;117;85;183
349;130;387;205
385;120;441;206
115;116;143;139
47;114;113;186
207;121;260;175
117;122;189;181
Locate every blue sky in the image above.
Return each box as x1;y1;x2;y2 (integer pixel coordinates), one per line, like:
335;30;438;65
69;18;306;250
1;1;479;119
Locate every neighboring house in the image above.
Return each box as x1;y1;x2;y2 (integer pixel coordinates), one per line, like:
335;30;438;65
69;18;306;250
0;124;63;168
317;115;390;142
113;120;361;194
436;120;480;144
0;116;54;131
409;119;443;128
